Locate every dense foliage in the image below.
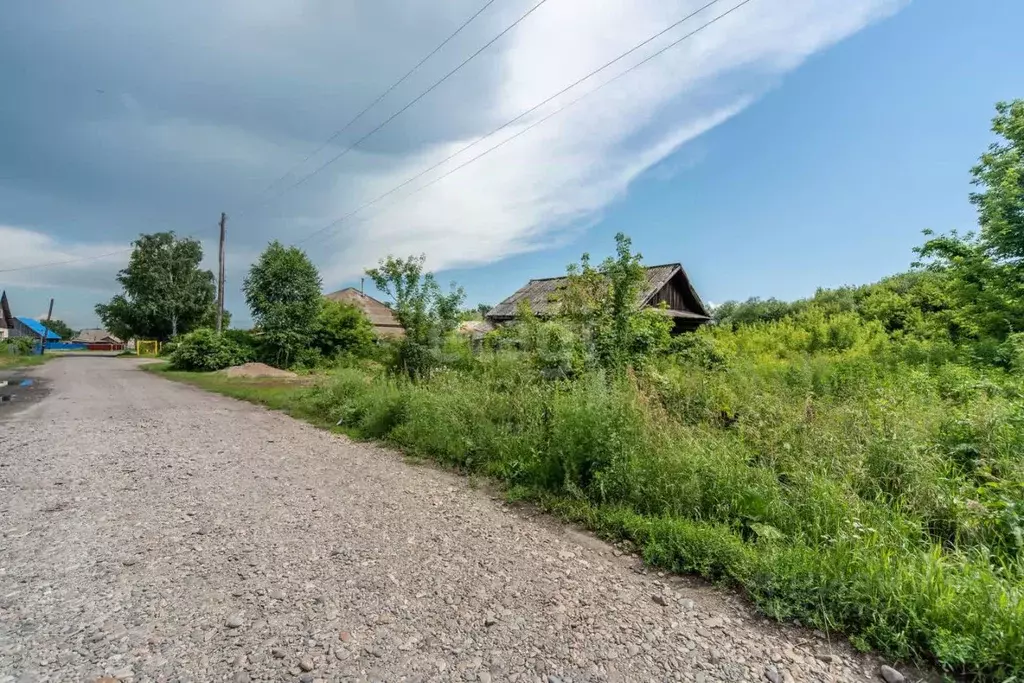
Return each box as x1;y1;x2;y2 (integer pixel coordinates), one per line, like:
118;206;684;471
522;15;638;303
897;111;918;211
1;337;35;356
243;241;323;368
312;299;376;360
366;254;465;377
96;232;220;341
168;328;252;372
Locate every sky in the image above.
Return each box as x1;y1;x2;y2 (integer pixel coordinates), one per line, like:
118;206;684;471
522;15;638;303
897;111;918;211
1;0;1022;328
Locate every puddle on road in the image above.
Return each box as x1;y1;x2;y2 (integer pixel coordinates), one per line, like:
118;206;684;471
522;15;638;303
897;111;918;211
0;374;44;411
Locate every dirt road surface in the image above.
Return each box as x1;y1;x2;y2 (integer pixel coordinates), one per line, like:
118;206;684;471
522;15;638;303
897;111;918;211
0;358;893;683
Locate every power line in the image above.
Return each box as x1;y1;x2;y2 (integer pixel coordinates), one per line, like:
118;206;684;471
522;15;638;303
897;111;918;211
243;0;502;208
258;0;553;208
297;0;750;247
0;247;132;274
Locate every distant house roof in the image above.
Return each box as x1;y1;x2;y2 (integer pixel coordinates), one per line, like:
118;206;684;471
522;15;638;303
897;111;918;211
324;288;405;338
15;317;61;340
72;328;123;344
486;263;710;330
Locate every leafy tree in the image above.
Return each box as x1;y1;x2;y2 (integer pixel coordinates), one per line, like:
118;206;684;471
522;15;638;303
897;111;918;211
95;232;217;341
42;319;75;340
559;232;672;369
313;299;375;358
366;254;464;376
916;100;1024;339
243;241;323;368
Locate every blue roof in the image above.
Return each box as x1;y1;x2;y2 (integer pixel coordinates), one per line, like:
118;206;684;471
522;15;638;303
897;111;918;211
16;317;61;340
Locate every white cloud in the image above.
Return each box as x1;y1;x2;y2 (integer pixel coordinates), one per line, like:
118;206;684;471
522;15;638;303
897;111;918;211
306;0;905;281
0;225;128;291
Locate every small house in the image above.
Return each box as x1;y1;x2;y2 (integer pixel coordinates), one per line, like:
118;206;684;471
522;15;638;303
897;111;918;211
71;328;125;351
10;317;61;342
486;263;711;333
1;291;61;342
324;288;405;338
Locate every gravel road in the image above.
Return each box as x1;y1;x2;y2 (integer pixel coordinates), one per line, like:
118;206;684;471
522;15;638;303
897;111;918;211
0;358;897;683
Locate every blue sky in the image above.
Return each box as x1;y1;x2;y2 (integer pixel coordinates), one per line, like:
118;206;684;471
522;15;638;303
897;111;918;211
443;0;1024;309
1;1;1022;328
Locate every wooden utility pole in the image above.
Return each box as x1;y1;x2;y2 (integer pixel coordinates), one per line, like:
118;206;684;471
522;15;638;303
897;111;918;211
216;212;227;333
40;298;54;355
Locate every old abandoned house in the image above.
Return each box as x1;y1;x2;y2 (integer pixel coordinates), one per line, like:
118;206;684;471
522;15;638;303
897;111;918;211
324;287;405;338
486;263;711;333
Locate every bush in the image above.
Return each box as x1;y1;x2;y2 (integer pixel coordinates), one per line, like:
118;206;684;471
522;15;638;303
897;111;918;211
312;299;375;360
169;328;252;372
2;337;35;355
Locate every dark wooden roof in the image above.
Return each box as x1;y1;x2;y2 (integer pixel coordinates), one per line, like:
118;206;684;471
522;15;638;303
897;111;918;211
486;263;710;324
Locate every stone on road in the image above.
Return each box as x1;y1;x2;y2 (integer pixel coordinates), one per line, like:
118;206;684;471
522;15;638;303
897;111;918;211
0;358;887;681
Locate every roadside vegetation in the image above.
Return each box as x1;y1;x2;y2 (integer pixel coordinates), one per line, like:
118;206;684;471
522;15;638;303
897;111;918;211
149;100;1024;679
0;337;48;369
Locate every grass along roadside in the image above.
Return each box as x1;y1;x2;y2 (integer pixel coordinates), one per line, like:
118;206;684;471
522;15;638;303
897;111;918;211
0;354;50;370
147;357;1024;679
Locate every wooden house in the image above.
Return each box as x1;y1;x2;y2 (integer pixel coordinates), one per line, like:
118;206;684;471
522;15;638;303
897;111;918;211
324;288;405;338
486;263;710;333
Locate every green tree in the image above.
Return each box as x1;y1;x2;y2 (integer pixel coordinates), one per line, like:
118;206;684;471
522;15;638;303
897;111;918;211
43;319;75;340
95;232;217;341
366;254;464;376
916;100;1024;340
243;241;323;368
313;299;375;358
559;232;671;369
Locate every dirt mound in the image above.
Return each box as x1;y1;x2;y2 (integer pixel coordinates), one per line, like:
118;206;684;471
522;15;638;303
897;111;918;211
220;362;298;379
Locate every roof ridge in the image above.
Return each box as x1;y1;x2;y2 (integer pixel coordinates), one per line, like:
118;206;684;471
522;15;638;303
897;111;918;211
525;262;680;284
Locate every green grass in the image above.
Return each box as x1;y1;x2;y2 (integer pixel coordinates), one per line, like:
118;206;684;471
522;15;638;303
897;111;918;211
146;347;1024;680
0;354;50;370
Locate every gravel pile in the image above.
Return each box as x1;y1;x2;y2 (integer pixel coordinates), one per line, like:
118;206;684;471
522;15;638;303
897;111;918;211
0;358;912;682
220;362;298;379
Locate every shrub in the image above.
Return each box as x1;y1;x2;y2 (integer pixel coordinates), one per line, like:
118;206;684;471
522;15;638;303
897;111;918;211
3;337;35;355
313;299;375;360
169;328;252;372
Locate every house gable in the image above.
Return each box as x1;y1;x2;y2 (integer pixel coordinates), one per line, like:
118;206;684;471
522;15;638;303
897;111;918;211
487;262;710;332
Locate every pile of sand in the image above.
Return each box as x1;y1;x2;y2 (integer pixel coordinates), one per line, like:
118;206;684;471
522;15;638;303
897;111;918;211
219;362;298;379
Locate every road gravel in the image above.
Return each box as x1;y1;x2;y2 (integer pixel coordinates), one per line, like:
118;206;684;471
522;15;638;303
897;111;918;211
0;358;899;682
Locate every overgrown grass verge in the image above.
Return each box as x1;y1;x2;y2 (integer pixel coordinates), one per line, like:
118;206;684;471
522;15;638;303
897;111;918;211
0;354;50;370
148;355;1024;679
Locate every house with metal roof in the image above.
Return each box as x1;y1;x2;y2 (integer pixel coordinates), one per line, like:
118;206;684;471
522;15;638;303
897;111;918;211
11;317;62;342
486;263;711;333
1;292;62;342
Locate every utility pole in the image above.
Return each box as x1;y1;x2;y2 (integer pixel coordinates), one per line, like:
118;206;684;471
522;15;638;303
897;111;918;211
40;298;54;355
216;212;226;333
